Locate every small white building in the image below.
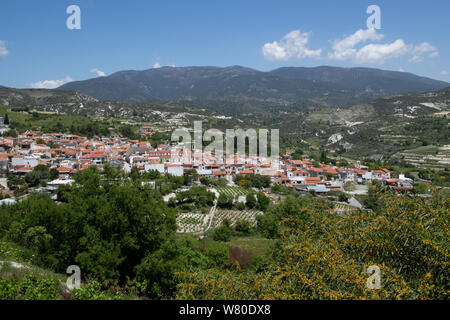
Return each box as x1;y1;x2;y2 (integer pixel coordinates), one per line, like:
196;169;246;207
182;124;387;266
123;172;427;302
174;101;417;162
47;179;75;191
12;156;39;168
167;166;184;177
144;163;165;174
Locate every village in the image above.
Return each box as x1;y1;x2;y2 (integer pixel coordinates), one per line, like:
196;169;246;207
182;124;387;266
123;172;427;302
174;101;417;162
0;124;416;208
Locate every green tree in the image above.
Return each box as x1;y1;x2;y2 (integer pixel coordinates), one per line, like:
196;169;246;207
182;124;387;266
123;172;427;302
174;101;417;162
144;169;161;180
246;192;257;209
3;129;17;138
205;241;229;268
217;193;233;209
0;165;177;289
129;166;141;181
183;169;198;185
364;184;384;211
135;235;208;298
256;191;270;211
25;165;51;187
234;220;251;235
213;219;234;242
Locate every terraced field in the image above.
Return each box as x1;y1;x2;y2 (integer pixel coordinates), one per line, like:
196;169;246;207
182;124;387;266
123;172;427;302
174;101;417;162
392;145;450;169
176;212;207;234
215;186;250;197
211;209;263;229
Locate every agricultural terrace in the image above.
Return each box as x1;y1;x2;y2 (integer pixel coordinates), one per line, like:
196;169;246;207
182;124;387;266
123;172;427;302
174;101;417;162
176;213;207;234
215;186;251;197
211;209;263;229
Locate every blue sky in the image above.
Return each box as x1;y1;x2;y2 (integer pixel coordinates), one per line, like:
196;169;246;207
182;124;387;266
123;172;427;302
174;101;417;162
0;0;449;88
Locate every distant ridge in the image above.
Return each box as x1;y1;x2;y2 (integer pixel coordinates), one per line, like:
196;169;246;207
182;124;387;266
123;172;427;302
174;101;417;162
58;65;449;107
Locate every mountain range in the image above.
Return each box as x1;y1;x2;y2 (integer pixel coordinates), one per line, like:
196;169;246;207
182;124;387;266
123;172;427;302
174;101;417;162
58;65;449;116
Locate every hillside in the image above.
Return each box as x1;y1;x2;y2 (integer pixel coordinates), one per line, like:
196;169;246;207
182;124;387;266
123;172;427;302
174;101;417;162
281;87;450;168
0;86;97;106
0;86;239;130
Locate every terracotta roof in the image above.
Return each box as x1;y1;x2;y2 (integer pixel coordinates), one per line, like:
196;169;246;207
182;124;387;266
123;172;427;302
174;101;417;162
16;166;33;171
164;164;181;168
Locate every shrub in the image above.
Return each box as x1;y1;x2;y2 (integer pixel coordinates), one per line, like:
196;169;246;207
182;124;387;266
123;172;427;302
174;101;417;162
245;193;256;209
205;241;229;268
234;220;251;235
177;190;450;300
212;220;234;242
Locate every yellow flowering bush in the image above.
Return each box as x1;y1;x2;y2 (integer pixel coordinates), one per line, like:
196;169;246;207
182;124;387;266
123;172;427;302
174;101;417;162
176;190;449;300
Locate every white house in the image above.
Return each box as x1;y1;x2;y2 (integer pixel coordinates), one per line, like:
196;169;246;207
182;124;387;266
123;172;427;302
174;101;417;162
46;179;75;191
144;163;165;174
167;166;184;177
11;156;39;168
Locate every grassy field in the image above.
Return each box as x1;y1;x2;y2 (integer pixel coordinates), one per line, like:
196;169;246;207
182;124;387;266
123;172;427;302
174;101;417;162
226;237;274;258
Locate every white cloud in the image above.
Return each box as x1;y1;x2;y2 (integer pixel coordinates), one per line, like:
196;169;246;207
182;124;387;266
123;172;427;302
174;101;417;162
410;42;439;63
30;76;73;89
440;70;449;75
398;68;405;72
262;30;322;61
353;39;409;64
328;29;408;64
152;57;175;68
90;68;106;77
0;41;8;57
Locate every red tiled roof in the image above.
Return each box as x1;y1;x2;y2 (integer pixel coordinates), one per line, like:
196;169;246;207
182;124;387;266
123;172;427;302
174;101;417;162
17;166;33;171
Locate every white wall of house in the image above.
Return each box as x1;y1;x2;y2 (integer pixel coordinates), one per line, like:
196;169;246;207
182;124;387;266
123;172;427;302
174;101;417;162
144;163;165;174
362;172;373;180
12;156;38;168
197;169;212;176
167;166;184;177
31;144;50;151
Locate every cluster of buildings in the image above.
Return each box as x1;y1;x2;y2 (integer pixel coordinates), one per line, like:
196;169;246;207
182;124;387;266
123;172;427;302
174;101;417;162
281;155;413;193
0;128;415;198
